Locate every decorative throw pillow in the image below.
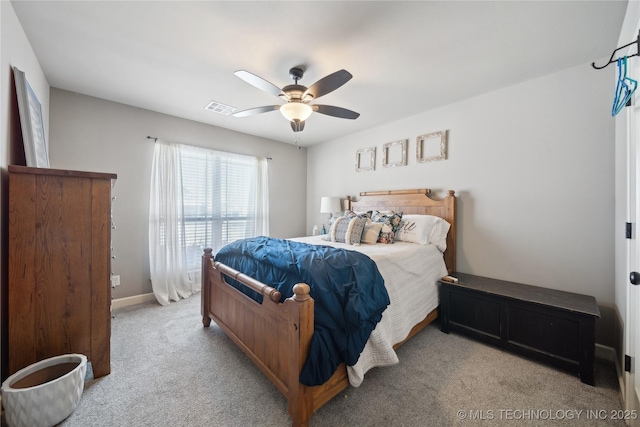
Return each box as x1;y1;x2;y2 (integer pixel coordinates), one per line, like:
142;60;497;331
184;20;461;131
330;216;367;245
371;211;403;244
360;221;383;244
395;214;451;251
344;209;372;220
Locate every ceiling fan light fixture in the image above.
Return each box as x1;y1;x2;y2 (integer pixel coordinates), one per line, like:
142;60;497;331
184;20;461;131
280;102;313;122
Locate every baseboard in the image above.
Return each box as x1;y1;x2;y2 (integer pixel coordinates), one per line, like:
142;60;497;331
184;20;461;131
111;293;157;309
596;343;616;362
596;343;624;398
617;361;625;402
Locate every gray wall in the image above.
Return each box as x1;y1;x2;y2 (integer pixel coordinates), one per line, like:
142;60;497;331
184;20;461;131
49;89;307;299
307;62;617;345
1;1;51;380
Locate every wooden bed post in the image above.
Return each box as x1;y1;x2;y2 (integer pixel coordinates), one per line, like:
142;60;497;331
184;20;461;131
444;190;456;273
201;248;213;327
286;283;314;427
344;195;352;211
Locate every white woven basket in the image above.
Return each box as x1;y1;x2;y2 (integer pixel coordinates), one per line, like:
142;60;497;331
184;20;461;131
1;354;87;427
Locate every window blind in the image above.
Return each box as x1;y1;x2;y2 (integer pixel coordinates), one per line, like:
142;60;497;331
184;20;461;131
179;145;262;272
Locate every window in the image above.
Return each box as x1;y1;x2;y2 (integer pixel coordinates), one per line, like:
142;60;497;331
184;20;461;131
150;141;269;304
178;145;267;271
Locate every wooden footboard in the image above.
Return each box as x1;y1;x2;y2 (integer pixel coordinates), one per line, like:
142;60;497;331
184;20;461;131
201;248;348;426
201;249;439;426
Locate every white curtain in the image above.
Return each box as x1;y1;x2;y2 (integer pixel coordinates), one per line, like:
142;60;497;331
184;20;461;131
149;140;269;306
255;157;270;237
148;141;196;306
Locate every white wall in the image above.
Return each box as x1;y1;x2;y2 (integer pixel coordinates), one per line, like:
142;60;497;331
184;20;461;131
49;89;307;299
308;62;615;310
0;1;50;380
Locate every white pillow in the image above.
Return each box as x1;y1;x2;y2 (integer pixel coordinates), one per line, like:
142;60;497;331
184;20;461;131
360;221;383;244
395;215;450;251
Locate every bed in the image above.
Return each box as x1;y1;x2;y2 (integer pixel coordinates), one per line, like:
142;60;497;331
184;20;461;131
201;189;456;426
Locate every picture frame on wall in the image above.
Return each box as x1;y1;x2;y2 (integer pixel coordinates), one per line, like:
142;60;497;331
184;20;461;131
355;147;376;172
13;66;50;168
416;130;447;163
382;139;408;168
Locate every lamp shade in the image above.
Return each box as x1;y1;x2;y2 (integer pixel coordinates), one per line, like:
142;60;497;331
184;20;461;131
280;102;313;122
320;196;342;214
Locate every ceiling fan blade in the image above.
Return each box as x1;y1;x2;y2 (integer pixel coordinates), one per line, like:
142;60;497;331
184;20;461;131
312;105;360;119
233;105;280;117
303;70;352;100
234;70;284;98
290;120;305;132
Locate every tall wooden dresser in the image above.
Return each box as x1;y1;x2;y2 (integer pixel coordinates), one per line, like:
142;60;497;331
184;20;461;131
7;165;117;379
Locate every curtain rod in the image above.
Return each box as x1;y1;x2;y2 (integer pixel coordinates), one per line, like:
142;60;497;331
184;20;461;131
146;135;271;160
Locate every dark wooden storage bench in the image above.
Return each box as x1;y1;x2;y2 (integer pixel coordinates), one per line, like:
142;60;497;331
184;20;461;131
439;273;601;385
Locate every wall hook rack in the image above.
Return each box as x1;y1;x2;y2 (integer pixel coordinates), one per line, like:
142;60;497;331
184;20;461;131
592;30;640;70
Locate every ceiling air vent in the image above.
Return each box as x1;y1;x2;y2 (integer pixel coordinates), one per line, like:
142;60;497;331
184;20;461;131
204;100;236;115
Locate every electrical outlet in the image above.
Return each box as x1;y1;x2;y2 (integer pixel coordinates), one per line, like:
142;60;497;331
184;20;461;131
111;275;120;287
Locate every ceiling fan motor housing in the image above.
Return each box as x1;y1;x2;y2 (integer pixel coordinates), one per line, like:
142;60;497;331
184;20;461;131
281;85;310;101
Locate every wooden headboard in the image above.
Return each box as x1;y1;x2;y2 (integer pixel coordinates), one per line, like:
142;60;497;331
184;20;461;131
348;189;456;273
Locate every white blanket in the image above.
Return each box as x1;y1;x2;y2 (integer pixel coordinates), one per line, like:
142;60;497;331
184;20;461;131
291;236;447;386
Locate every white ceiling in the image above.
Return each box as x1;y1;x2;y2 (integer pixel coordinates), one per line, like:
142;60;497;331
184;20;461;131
11;1;628;147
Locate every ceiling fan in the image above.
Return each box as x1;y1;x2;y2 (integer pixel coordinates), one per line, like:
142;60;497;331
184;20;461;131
232;67;360;132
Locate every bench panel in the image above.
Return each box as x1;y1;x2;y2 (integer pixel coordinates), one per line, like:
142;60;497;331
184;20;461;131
508;304;580;361
449;290;501;338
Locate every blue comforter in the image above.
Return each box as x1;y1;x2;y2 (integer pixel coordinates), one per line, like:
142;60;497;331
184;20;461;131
215;236;390;386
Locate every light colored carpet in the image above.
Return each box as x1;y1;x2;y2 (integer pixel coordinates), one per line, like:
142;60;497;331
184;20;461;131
47;294;623;426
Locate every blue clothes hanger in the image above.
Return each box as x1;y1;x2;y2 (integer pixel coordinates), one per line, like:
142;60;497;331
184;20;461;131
592;31;640;116
612;56;637;116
